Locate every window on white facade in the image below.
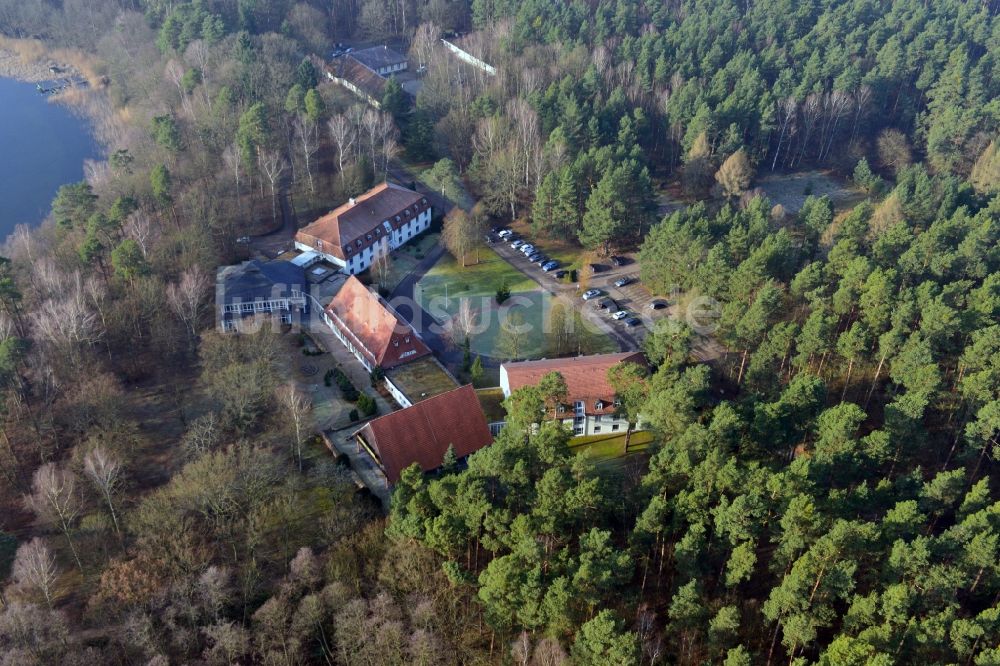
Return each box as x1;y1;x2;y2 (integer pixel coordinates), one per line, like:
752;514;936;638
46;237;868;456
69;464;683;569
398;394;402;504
574;400;585;414
612;424;620;431
594;426;601;433
574;426;583;434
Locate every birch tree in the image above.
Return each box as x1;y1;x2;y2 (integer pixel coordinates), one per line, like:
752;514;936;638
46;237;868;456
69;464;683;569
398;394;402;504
259;150;287;226
167;265;210;342
328;113;357;181
26;463;83;571
11;538;59;608
278;383;312;473
83;446;124;537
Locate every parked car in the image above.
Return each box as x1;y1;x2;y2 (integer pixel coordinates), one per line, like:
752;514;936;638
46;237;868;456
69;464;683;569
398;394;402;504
542;260;560;271
596;298;616;310
582;289;602;300
510;239;524;249
535;255;550;266
520;244;535;255
648;301;667;310
614;276;633;288
612;310;630;320
624;317;642;327
552;270;567;279
527;252;543;262
611;256;627;267
587;263;603;274
498;229;513;238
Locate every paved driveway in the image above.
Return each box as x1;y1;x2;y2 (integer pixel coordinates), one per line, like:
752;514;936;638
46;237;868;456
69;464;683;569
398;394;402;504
327;425;391;510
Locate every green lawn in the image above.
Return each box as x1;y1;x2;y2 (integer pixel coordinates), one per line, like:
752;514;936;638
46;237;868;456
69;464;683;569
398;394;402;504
569;430;654;460
419;251;536;297
415;252;614;359
380;233;441;292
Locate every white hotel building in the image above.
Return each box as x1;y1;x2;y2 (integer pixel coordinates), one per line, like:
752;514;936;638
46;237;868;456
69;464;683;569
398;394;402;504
294;182;432;275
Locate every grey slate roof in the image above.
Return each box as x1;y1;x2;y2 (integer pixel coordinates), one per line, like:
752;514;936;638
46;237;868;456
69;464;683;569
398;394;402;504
350;45;408;71
218;260;305;305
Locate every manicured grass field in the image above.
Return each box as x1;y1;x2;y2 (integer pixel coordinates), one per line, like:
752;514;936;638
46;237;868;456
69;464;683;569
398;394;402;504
415;251;615;359
419;250;536;298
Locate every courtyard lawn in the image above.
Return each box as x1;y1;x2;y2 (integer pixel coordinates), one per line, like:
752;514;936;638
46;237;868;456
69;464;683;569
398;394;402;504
380;233;440;292
415;251;615;359
419;250;535;298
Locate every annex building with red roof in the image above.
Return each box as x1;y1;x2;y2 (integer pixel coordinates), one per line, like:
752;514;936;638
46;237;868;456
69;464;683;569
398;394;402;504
294;182;432;275
352;384;493;485
499;351;648;437
321;275;431;372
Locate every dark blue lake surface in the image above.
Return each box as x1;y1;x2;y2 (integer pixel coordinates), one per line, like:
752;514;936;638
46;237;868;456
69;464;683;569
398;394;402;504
0;77;98;239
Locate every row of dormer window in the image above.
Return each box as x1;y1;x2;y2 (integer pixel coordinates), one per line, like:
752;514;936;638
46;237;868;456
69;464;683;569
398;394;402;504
344;208;427;255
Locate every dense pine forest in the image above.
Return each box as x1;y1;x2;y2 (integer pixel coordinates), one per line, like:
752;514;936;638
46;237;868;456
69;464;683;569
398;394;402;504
0;0;997;664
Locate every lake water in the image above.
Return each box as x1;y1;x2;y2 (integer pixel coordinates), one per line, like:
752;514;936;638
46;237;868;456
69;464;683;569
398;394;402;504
0;77;98;240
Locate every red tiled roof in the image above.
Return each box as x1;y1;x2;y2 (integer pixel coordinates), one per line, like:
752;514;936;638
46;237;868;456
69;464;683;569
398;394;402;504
330;55;387;100
294;182;429;261
501;352;647;416
325;276;431;369
357;384;493;483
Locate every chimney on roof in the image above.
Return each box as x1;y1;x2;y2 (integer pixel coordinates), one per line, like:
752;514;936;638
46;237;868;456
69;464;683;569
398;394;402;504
349;197;356;206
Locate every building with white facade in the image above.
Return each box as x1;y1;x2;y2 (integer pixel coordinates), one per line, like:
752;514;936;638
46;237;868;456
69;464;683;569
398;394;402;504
499;352;648;437
294;182;432;275
216;260;308;332
350;45;408;76
320;275;432;372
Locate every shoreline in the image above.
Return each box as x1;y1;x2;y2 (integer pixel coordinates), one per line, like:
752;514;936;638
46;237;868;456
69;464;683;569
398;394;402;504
0;44;116;158
0;47;77;83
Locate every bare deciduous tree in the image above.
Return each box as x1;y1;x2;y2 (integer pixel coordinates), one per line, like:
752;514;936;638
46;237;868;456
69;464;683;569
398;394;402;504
30;273;102;369
11;538;59;608
410;22;440;71
259;150;287;226
25;464;83;571
372;252;392;293
511;631;532;666
83;446;123;537
167;266;210;342
327;113;357;181
165;59;194;119
124;210;156;259
532;637;569;665
771;97;797;171
222;143;243;204
182;412;221;459
278;383;312;472
451;298;479;348
292;115;320;194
